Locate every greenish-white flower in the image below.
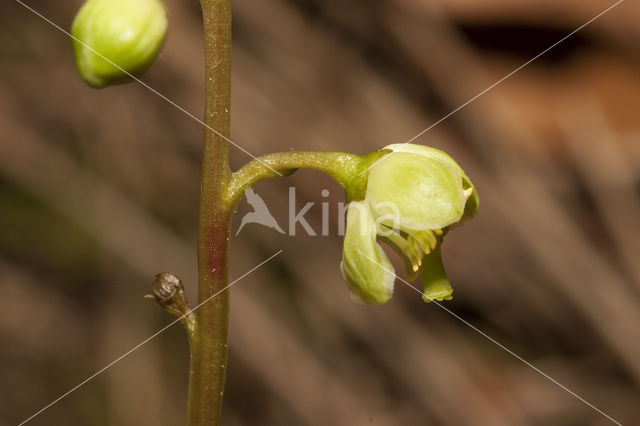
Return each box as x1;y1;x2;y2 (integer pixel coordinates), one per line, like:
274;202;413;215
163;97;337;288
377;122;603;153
71;0;168;88
340;144;479;304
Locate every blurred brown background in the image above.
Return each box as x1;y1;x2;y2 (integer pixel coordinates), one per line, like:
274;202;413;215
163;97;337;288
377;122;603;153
1;0;639;425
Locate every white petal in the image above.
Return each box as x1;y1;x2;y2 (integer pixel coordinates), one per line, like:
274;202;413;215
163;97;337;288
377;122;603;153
341;201;395;304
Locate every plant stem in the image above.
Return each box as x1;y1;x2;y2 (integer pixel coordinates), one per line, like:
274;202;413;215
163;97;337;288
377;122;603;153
187;1;232;425
225;151;361;207
187;3;367;423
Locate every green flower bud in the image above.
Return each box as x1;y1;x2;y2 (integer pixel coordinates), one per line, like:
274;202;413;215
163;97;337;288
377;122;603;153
71;0;168;88
340;143;478;304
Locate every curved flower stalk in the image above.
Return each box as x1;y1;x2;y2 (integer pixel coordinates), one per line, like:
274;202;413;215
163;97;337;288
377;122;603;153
340;144;479;304
71;0;168;88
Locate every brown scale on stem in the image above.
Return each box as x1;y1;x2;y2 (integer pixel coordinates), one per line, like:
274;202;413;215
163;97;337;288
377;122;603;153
147;272;196;338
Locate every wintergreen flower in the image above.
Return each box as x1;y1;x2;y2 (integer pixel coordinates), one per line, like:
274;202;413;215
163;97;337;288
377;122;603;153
71;0;168;88
340;144;478;304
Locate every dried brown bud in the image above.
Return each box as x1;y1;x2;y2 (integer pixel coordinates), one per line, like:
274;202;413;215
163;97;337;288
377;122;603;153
148;272;196;336
152;272;183;304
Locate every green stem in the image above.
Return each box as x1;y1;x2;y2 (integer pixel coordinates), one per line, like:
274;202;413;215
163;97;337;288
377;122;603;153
187;4;362;425
225;151;360;207
187;1;232;425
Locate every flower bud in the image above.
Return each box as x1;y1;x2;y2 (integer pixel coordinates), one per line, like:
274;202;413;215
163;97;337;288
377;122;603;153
71;0;168;88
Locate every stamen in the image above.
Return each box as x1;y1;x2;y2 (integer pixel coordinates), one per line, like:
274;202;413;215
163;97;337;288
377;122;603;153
463;187;473;200
408;229;438;254
380;230;422;280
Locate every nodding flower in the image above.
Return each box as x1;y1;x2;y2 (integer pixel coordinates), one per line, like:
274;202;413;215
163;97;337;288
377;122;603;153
340;144;479;304
71;0;168;88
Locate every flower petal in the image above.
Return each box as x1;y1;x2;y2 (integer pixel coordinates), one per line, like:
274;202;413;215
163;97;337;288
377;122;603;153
385;143;479;223
460;175;479;223
341;201;395;304
367;152;465;230
384;143;465;175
